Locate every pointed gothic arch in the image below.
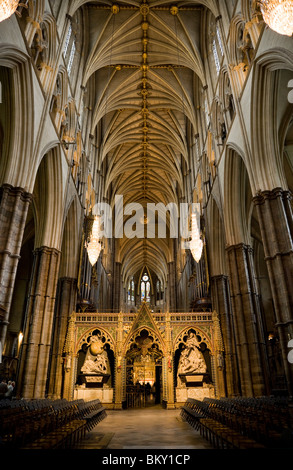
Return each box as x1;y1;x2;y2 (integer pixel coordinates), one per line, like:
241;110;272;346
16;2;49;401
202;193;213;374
224;144;254;246
122;304;167;357
0;47;34;188
32;145;64;250
251;48;293;192
76;326;116;355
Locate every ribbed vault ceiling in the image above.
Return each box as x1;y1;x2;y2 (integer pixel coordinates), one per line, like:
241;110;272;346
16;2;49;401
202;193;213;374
83;0;208;286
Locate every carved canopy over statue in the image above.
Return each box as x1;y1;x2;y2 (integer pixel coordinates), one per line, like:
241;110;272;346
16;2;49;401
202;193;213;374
177;332;207;377
81;335;110;375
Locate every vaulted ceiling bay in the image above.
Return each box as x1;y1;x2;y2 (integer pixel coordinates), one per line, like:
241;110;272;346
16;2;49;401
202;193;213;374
82;1;207;286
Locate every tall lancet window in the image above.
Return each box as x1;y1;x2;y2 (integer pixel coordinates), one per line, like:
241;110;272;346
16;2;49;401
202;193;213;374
67;40;76;76
128;279;135;304
212;39;220;75
63;15;80;78
141;273;151;303
64;23;72;57
216;24;224;56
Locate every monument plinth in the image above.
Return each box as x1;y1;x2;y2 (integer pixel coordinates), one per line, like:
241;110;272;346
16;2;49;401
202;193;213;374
81;373;110;388
179;373;209;386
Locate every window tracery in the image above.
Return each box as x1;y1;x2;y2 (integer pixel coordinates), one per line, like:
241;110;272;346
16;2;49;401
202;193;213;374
63;12;82;88
128;279;135;304
208;15;224;84
141;273;151;303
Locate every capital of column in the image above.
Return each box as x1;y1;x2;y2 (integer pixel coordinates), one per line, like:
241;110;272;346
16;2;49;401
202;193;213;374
0;249;21;259
33;246;61;256
253;187;292;205
210;274;229;282
0;183;33;203
226;242;253;255
58;276;78;284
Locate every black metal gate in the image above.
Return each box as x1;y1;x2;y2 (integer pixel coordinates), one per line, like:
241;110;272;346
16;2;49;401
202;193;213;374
125;364;162;408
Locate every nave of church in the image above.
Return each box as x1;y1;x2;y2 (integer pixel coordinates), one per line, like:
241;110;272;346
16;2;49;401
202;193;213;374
0;0;293;452
72;406;214;449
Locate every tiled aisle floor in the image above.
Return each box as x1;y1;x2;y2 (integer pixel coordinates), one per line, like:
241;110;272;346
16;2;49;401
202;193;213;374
75;405;213;449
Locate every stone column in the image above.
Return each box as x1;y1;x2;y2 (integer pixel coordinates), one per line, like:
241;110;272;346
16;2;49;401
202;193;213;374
167;261;176;312
17;246;60;399
253;188;293;395
226;243;269;397
0;184;32;347
113;261;122;312
210;275;240;397
47;277;77;399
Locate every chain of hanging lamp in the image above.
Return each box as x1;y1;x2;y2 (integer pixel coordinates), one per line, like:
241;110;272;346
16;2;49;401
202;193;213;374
86;5;118;266
171;5;204;264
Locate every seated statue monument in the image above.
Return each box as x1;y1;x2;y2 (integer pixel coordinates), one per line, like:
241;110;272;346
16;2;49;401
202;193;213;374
81;335;111;385
177;332;207;386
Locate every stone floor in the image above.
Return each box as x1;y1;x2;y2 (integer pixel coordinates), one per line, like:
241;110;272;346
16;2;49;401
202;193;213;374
74;404;214;450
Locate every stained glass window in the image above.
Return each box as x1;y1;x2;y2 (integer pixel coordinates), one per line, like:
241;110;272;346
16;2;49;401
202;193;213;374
64;23;72;57
141;282;146;301
146;281;150;302
128;279;135;304
68;40;76;76
213;39;220;75
216;25;224;56
141;273;151;302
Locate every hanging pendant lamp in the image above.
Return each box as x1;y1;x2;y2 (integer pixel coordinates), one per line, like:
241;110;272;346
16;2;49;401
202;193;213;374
86;216;102;266
258;0;293;36
0;0;19;22
190;212;203;263
0;1;28;23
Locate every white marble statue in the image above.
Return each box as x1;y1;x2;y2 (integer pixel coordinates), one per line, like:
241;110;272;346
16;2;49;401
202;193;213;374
81;336;110;375
177;332;207;376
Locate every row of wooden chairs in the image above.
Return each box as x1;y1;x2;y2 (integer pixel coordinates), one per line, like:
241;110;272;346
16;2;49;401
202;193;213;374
0;397;107;449
20;418;87;450
181;397;293;449
203;396;292;445
73;398;107;431
181;398;208;431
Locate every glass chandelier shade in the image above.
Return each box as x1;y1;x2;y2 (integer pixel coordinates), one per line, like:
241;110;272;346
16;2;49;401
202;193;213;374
0;1;19;22
259;0;293;36
190;213;203;263
86;216;102;266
